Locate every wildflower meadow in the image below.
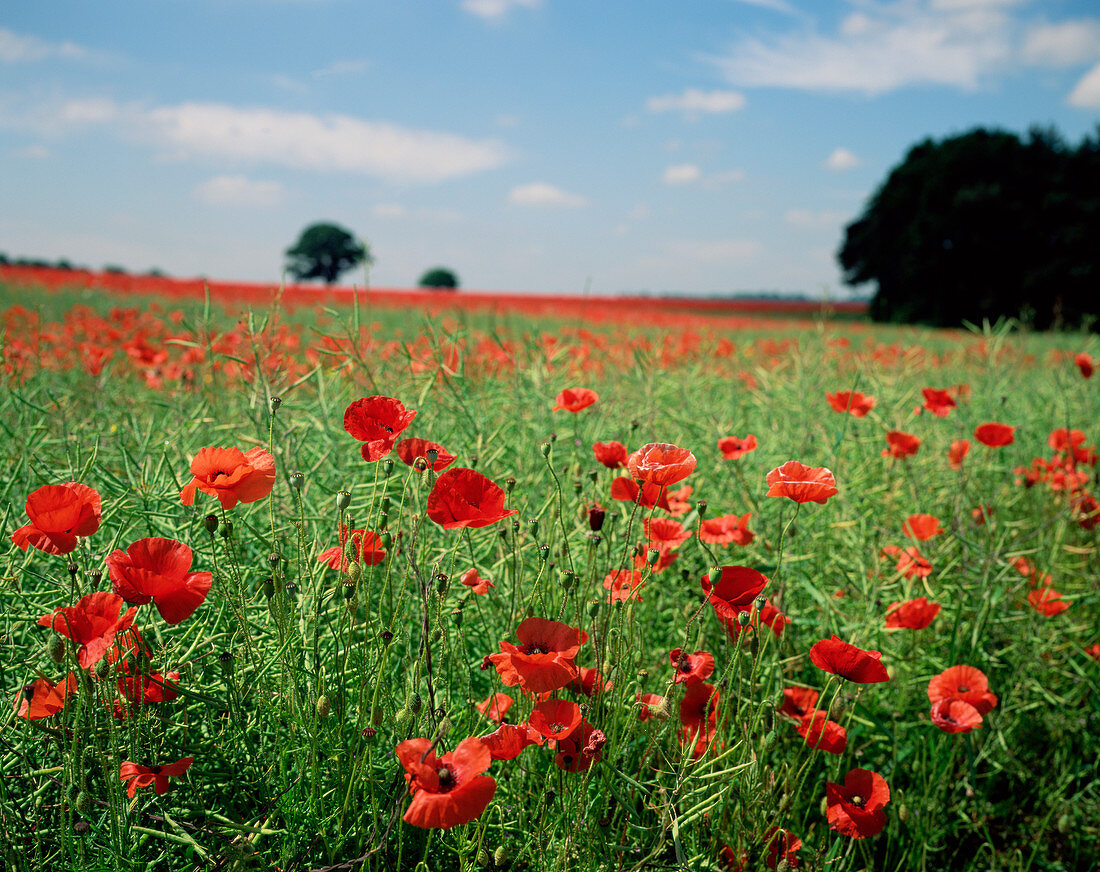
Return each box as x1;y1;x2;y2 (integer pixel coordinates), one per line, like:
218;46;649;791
1;270;1097;872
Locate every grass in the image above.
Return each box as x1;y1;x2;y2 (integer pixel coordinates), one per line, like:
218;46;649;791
0;279;1098;872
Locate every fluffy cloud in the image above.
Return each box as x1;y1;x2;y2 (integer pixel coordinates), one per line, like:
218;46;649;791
193;175;284;207
508;182;587;207
662;163;702;185
1068;61;1100;108
646;88;746;117
824;147;861;170
0;27;98;64
1022;20;1100;66
461;0;540;20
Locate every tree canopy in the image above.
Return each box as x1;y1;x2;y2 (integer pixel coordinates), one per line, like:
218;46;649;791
838;126;1100;330
418;267;459;290
285;223;370;285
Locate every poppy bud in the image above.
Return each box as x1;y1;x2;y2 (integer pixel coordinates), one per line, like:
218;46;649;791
776;861;790;872
494;845;509;866
315;695;331;718
435;717;453;740
269;396;282;414
572;479;583;494
75;791;91;814
529;518;540;538
94;657;111;678
336;491;352;512
395;707;411;727
204;514;219;535
898;804;910;823
220;519;233;539
539;545;550;562
380;530;392;549
540;443;552;458
414;458;428;473
219;650;235;676
263;577;275;599
347;561;362;584
696;499;707;517
587;505;606;531
431;628;443;642
47;634;66;664
74;821;90;835
290;471;304;492
382;458;394;477
409;693;423;714
749;632;759;658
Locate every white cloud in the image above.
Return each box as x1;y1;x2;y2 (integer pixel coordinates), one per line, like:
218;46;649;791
711;2;1014;94
508;182;587;207
646;88;747;117
825;147;861;170
731;0;798;14
784;208;848;229
0;27;98;63
663;163;702;185
1022;20;1100;67
193;175;284;207
461;0;540;21
667;238;762;262
312;58;371;79
1068;61;1100;108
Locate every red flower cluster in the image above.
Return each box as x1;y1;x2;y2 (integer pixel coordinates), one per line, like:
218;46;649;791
927;665;997;734
317;526;388;571
883;430;921;459
699;513;754;546
974;421;1015;448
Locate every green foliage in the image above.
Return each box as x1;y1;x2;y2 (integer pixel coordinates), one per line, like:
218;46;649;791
839;125;1100;330
418;267;460;290
285;222;370;285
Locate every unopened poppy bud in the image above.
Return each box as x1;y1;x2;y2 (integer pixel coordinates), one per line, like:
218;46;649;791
749;633;759;658
336;491;352;511
540;442;551;457
75;791;92;814
898;804;910;823
395;707;410;727
347;561;362;583
587;505;606;531
315;695;331;718
529;518;540;538
47;634;66;664
647;548;660;565
435;717;453;740
382;458;394;477
204;514;219;534
269;395;281;414
74;820;90;835
539;545;550;562
409;692;423;714
435;573;449;595
290;471;304;491
414;458;428;472
220;519;233;539
263;577;275;599
493;845;509;866
776;861;790;872
94;658;111;678
431;628;443;642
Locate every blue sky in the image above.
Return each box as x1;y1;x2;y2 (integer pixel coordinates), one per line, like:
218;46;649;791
2;0;1099;296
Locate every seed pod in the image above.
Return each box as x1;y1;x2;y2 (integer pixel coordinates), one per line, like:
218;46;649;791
696;499;708;517
204;514;219;535
539;443;551;458
220;519;233;539
290;471;304;492
435;573;449;595
269;396;282;414
528;518;540;539
586;599;601;619
262;577;275;599
336;491;352;511
74;821;91;835
539;545;550;562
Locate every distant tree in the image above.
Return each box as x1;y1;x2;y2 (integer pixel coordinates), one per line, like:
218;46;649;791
103;264;129;274
418;267;459;290
838;126;1100;330
285;222;370;285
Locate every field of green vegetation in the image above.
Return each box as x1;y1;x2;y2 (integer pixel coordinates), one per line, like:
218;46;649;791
1;281;1097;872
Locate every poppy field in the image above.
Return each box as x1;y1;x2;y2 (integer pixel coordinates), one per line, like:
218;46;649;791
1;276;1098;872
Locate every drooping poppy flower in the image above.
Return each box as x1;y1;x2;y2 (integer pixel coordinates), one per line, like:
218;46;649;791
1073;492;1100;530
592;440;628;469
553;718;605;772
881;544;933;579
679;682;720;758
666;484;692;517
902;514;942;541
971;504;993;525
529;698;583;740
669;648;715;685
948;439;970;471
15;673;77;720
885;597;941;630
39;592;139;669
974;422;1015;448
762;826;802;870
797;709;847;754
553;387;598;412
718;597;790;641
609;476;671;511
460;568;495;595
475;693;513;723
119;756;194;797
825;768;890;839
930;698;983;734
1028;586;1070;616
765;462;838;504
644;517;692;552
395;736;496;829
344;396;417;462
395;437;456;472
778;686;819;721
180;446;276;509
1047;427;1087;455
105;537;213;625
701;566;769;622
603;569;645;603
317;526;387;571
927;665;997;715
11;482;102;555
921;388;957;417
1074;352;1095;379
826;390;875;417
1011;555;1036;577
1084;643;1100;662
427;468;518;530
809;636;889;684
626;442;697;488
564;666;612;697
488;617;588;694
699;513;754;546
478;723;543;760
883;430;921;459
636;692;669;721
717;434;758;460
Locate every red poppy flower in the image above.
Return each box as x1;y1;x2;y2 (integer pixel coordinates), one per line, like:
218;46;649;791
762;827;802;870
881;544;932;579
1074;352;1095;379
395;437;456;472
317;526;387;571
826;768;891;839
488;617;588;694
478;723;543;760
119;756;194;798
765;462;838;504
902;514;942;541
460;568;495;595
826;390;875;417
11;482;102;555
105;537;213;625
778;686;819;720
39;592;139;669
1073;492;1100;530
603;569;645;603
1048;427;1087;455
717;434;758;460
809;636;889;684
644;517;692;552
1011;556;1035;577
930;698;983;734
797;709;847;754
15;673;77;720
885;597;940;630
921;388;957;417
948;439;970;470
679;682;720;758
1084;643;1100;661
1028;586;1070;616
529;698;582;740
666;485;692;517
701;566;769;621
592;440;628;469
700;513;754;546
180;446;276;509
637;692;668;721
609;476;671;511
344;396;417;462
553;719;605;772
395;736;496;829
626;442;697;488
565;666;612;697
927;665;997;715
883;430;921;459
553;387;598;412
971;504;993;525
974;422;1015;448
475;692;513;723
427;468;518;529
754;600;791;637
669;648;715;685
